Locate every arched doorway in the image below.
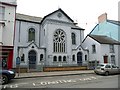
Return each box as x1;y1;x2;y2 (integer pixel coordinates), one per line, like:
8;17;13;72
28;50;36;69
77;52;82;66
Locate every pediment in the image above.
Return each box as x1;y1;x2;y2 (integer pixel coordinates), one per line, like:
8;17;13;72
41;8;74;24
27;41;39;49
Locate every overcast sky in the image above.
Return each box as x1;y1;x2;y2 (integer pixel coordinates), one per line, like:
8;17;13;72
16;0;119;37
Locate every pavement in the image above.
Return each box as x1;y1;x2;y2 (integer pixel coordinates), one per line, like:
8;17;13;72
15;70;94;79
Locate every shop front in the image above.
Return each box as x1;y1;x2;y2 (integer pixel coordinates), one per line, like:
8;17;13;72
0;46;13;69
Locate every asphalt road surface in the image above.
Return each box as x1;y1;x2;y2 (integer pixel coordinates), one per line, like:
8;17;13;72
1;74;119;89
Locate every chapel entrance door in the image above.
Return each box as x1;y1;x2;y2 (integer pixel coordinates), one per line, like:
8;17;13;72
28;50;36;70
77;52;82;66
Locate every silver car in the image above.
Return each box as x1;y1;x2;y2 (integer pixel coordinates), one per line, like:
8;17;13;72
94;63;120;76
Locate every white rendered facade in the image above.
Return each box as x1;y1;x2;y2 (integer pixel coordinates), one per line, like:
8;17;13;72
0;0;16;46
82;35;120;67
13;9;88;71
0;0;16;69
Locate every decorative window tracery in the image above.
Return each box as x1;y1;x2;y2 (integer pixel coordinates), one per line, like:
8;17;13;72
53;29;66;53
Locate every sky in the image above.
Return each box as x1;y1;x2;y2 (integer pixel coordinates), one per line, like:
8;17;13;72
16;0;120;37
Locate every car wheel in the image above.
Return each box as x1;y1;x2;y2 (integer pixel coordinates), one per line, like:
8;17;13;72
94;72;98;75
2;75;9;84
105;71;109;76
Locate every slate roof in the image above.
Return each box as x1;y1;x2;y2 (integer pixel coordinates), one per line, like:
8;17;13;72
0;1;17;6
16;8;74;24
40;8;74;24
16;9;84;30
89;19;120;35
88;35;120;45
107;20;120;26
71;26;85;30
16;13;42;23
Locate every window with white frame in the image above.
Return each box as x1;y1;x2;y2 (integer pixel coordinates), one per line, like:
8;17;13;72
28;28;35;42
109;45;114;53
21;54;25;62
0;6;5;21
53;29;66;53
92;44;96;53
111;55;115;65
72;33;76;45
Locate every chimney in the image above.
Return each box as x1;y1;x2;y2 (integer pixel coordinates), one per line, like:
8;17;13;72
98;13;107;23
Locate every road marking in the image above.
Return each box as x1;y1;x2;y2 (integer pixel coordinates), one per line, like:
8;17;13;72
83;78;92;81
37;76;98;86
1;76;99;88
10;84;18;88
33;83;36;86
90;76;97;79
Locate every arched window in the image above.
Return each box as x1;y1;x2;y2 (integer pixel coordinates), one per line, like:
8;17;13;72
58;56;62;62
53;29;66;53
85;55;87;61
63;56;66;62
53;56;57;62
40;54;43;61
72;33;76;45
28;28;35;42
72;55;75;61
21;54;25;62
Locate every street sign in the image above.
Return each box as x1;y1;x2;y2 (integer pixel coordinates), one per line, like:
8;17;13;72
16;57;20;65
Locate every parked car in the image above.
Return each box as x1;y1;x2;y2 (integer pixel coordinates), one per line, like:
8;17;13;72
94;63;120;76
0;69;16;84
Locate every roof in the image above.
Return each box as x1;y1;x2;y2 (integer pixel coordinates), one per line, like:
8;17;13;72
88;35;120;45
0;1;17;6
16;13;42;23
18;41;45;49
40;8;74;24
71;26;85;30
107;20;120;26
16;8;74;24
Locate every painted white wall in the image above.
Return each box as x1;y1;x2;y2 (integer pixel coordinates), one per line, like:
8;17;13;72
44;11;73;24
15;21;40;46
0;3;16;46
43;21;73;66
13;9;85;68
82;36;119;66
82;36;101;61
13;20;40;67
101;44;119;65
40;10;84;66
0;25;3;45
71;29;81;49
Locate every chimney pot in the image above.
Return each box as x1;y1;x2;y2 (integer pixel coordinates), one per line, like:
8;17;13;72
98;13;107;23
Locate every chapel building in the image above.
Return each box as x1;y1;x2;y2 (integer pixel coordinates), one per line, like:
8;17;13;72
13;9;88;71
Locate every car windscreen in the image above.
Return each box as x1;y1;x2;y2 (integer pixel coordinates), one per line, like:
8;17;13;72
98;64;104;67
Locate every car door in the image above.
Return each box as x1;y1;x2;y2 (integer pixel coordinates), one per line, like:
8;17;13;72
111;65;118;74
105;64;112;74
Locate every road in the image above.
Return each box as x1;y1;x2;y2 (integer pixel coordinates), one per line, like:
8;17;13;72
1;74;119;88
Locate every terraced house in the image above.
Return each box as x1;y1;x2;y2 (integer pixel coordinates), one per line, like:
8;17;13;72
0;0;16;70
82;13;120;68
